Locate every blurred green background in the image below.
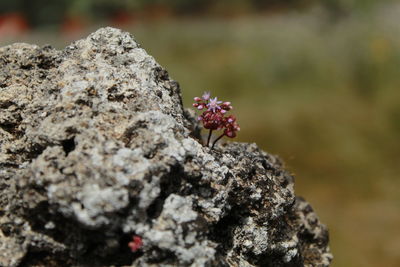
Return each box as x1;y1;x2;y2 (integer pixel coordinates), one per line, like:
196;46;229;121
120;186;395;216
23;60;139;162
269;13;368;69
1;1;399;266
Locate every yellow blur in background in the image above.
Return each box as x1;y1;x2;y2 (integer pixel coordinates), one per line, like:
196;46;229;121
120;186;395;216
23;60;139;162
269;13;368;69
1;1;399;266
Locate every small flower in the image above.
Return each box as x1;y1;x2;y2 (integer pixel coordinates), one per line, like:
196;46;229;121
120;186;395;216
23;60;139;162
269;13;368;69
223;115;240;138
200;110;225;130
207;97;223;113
202;91;211;100
128;235;143;252
192;91;240;149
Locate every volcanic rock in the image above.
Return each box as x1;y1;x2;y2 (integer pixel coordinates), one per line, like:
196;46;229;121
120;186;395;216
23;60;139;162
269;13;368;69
0;27;332;267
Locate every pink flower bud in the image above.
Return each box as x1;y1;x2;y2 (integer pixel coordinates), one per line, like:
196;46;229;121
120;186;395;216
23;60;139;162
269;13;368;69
202;91;211;100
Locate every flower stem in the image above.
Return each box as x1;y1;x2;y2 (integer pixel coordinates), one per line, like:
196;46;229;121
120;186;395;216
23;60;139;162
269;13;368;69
207;129;213;147
211;134;225;149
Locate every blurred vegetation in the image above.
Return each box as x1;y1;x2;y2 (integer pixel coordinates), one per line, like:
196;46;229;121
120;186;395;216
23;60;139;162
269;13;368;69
1;1;400;267
0;0;398;27
151;12;400;267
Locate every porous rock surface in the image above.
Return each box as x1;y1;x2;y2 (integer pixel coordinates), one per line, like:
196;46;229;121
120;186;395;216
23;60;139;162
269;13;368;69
0;27;332;266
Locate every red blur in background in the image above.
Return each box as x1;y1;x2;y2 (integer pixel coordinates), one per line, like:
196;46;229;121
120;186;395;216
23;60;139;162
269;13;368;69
0;12;29;39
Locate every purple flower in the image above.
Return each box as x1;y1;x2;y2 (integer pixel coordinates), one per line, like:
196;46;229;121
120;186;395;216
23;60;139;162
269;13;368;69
207;97;223;113
202;91;211;101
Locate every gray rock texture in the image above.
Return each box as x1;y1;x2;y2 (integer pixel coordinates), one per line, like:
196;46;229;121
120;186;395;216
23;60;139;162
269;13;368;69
0;27;332;267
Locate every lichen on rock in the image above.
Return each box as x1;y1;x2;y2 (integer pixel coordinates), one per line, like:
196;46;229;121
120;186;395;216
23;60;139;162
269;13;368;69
0;27;332;266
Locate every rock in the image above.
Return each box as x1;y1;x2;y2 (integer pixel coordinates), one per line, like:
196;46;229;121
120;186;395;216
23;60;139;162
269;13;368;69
0;27;332;266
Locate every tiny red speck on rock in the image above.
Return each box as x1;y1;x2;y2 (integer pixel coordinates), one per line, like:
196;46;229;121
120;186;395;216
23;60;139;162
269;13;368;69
128;235;143;252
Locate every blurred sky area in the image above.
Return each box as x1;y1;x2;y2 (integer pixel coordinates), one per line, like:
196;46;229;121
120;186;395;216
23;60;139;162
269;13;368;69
1;1;400;266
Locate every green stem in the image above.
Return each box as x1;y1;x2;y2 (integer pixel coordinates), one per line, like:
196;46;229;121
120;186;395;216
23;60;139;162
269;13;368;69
211;134;225;149
206;129;213;147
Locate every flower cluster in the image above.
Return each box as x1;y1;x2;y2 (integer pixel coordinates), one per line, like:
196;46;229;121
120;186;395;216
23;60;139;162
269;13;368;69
193;92;240;148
